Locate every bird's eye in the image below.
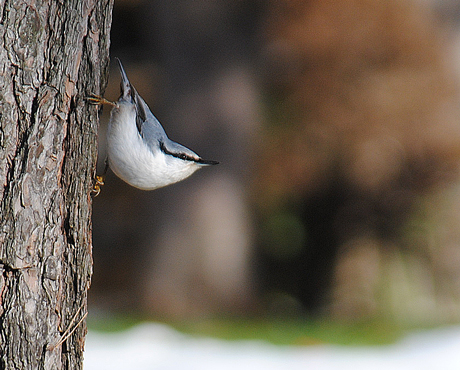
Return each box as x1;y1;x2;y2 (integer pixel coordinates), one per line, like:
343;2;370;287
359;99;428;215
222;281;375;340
179;154;187;160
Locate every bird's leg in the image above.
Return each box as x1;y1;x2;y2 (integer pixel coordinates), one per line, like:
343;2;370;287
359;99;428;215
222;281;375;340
92;176;104;197
88;94;114;197
86;94;118;107
92;157;109;197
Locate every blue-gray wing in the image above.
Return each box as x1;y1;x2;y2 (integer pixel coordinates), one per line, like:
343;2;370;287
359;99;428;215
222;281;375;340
116;58;168;151
134;92;168;150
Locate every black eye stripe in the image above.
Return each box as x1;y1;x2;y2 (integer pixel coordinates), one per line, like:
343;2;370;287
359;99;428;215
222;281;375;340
159;141;197;162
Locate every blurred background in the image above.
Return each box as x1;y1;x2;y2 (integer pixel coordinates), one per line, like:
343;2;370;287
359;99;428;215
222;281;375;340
91;0;460;331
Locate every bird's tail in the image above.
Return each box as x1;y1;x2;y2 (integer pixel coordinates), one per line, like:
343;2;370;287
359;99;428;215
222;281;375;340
116;57;134;101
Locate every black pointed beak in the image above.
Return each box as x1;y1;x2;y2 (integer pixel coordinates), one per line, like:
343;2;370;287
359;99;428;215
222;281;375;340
198;158;219;165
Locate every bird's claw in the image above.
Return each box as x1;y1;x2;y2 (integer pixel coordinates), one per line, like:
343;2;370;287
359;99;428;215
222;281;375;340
87;94;118;107
92;175;105;197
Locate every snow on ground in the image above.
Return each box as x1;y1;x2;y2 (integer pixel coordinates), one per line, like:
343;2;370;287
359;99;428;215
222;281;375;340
84;323;460;370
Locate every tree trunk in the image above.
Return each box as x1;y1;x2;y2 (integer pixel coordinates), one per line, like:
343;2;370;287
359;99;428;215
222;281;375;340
0;0;113;368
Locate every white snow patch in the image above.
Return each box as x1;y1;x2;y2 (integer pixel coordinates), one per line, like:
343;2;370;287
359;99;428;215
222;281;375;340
84;323;460;370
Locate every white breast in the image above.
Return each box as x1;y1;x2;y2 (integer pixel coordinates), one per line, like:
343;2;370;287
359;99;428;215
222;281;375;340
106;102;200;190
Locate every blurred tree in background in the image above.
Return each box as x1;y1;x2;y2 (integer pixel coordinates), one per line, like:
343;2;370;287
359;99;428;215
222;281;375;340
92;0;460;325
257;0;460;323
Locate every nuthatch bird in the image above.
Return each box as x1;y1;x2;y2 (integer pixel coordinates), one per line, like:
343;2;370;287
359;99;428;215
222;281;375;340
89;58;218;194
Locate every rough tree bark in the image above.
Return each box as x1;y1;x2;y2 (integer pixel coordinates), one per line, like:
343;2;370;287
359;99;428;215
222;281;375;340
0;0;113;369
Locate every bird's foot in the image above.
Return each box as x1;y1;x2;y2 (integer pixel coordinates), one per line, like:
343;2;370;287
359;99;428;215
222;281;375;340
91;175;105;197
87;94;118;107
